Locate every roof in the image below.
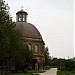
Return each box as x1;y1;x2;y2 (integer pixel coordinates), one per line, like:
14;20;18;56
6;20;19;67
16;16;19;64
16;22;42;39
16;9;28;15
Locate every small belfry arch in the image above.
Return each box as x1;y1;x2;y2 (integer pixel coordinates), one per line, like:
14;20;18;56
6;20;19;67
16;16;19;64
16;7;28;22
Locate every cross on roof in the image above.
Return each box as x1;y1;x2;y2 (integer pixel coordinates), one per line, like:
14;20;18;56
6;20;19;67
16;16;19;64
21;6;23;10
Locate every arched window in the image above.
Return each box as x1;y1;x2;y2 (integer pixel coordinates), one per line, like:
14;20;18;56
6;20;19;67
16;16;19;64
28;44;32;50
19;15;22;21
35;44;38;52
23;15;25;21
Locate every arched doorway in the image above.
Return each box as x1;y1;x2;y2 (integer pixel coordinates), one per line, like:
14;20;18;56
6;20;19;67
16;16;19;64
32;59;35;70
32;59;39;71
38;62;39;70
43;60;44;69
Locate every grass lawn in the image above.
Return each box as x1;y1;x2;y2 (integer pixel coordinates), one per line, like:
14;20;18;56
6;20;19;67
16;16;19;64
57;70;75;75
6;72;40;75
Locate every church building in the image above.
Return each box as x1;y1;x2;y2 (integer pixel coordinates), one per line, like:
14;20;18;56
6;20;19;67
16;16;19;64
16;9;45;71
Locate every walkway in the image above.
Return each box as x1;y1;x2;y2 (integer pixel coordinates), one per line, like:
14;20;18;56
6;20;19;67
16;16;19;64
39;68;58;75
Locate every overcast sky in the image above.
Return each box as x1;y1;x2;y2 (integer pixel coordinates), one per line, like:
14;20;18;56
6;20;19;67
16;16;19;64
5;0;74;59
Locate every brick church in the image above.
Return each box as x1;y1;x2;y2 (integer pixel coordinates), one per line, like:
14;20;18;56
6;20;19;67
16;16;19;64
16;9;45;71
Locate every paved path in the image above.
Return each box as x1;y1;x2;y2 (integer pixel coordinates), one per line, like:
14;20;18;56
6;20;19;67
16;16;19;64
39;68;58;75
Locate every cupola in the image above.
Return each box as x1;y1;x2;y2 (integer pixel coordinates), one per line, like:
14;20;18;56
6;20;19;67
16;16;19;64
16;9;28;22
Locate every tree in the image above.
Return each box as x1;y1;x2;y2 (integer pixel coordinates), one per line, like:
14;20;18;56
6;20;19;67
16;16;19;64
65;59;75;71
0;0;16;67
0;0;33;73
44;47;50;67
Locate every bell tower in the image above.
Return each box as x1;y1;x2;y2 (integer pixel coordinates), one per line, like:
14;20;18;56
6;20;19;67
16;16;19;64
16;9;28;22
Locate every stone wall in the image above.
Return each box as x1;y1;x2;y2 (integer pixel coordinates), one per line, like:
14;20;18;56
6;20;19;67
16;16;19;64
23;37;45;71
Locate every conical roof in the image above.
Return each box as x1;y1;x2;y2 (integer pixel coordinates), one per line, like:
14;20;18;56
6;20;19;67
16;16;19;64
16;9;28;15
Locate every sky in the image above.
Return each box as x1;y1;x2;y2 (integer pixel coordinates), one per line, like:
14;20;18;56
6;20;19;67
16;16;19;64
5;0;74;59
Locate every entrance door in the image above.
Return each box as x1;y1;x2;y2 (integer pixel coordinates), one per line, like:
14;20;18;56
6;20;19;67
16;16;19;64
38;62;39;70
43;60;44;69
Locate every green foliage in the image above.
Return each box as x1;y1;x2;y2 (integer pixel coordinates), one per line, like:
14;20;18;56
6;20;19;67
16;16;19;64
65;59;75;71
44;47;50;67
0;0;16;66
51;58;59;67
0;0;33;72
49;58;75;71
57;70;75;75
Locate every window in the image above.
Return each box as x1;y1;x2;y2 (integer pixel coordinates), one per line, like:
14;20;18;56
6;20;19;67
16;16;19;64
28;44;31;50
35;44;38;52
19;15;22;21
23;17;25;21
16;15;18;22
23;15;25;21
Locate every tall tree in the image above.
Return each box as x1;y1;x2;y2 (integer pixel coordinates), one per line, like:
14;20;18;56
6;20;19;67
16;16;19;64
0;0;16;66
0;0;33;73
44;47;50;67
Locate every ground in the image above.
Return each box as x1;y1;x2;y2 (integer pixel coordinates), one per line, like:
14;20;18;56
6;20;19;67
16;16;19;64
7;72;39;75
57;70;75;75
38;68;57;75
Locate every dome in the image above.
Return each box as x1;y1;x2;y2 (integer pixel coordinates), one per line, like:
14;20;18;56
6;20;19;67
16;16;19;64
16;22;42;39
16;9;28;15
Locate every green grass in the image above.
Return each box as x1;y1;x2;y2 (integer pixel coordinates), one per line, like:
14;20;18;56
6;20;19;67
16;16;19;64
57;70;75;75
6;72;40;75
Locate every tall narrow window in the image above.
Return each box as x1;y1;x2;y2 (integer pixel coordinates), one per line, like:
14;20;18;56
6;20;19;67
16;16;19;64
35;44;38;52
23;15;25;21
19;15;22;21
28;44;31;50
